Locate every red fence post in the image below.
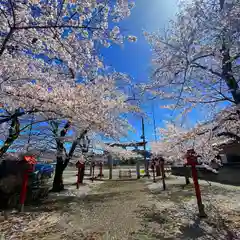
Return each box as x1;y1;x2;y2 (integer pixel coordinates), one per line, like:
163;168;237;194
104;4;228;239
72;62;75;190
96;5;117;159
80;162;85;184
76;161;80;189
186;149;207;218
19;169;30;212
77;167;80;189
76;161;84;189
20;156;36;212
92;162;95;182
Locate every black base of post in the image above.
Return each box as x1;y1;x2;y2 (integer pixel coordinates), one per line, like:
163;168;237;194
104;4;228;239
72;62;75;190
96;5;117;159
198;203;207;218
153;176;156;183
162;179;166;190
19;204;24;212
143;174;150;178
185;177;190;185
2;211;8;220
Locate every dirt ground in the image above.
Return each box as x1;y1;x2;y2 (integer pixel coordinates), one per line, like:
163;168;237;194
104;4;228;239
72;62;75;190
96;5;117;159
1;177;240;240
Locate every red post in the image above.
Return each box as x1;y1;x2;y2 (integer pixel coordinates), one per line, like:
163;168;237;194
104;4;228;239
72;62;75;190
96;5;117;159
92;162;95;182
20;156;36;212
77;166;80;189
20;169;30;212
76;161;80;189
160;158;166;190
186;149;207;218
76;161;84;189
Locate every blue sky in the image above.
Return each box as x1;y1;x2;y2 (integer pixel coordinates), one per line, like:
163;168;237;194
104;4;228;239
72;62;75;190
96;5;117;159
0;1;215;152
101;0;179;144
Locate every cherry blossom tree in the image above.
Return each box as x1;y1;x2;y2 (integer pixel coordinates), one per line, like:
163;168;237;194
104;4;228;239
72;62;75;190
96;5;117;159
151;122;219;164
0;72;139;190
151;103;240;165
0;1;141;191
0;110;59;157
0;0;136;83
207;104;240;142
145;0;240;115
98;142;141;159
0;0;138;169
0;0;137;125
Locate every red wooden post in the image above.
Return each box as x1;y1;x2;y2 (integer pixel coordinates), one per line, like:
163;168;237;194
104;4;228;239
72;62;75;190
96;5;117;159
76;161;84;189
20;156;36;212
76;161;80;189
160;158;166;190
92;161;95;182
186;149;207;218
20;169;30;212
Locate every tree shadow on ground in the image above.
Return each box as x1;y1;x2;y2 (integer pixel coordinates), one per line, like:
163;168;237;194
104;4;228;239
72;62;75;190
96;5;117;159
176;218;207;239
134;205;176;239
138;206;168;225
149;182;239;204
149;184;195;203
24;188;138;213
135;204;238;240
85;177;139;182
134;184;239;240
176;216;238;240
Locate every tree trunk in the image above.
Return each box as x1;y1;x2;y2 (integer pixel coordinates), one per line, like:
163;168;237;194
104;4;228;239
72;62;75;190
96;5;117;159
51;122;88;192
52;158;64;192
156;165;161;177
220;23;240;104
51;121;71;192
222;48;240;104
0;137;16;158
0;116;20;158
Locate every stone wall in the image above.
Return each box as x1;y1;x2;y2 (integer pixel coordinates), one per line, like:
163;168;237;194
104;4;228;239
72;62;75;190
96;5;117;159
172;165;240;186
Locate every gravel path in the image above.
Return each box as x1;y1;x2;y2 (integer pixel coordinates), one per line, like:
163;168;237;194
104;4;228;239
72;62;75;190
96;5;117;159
52;180;149;240
1;180;150;240
1;177;240;240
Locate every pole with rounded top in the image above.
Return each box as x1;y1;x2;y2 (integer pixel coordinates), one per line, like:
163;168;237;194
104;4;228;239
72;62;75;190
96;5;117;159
186;149;207;218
